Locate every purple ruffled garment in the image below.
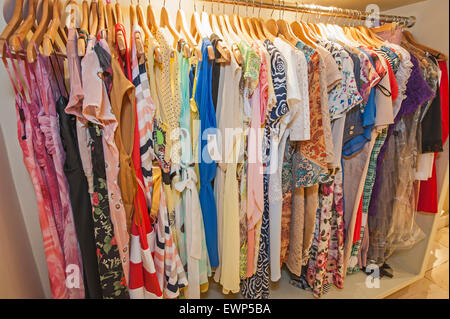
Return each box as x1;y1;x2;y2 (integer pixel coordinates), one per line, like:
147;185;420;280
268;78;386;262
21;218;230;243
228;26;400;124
368;54;435;217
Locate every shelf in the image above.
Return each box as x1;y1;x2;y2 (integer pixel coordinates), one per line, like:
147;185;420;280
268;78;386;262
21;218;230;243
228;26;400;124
202;211;438;299
203;266;421;299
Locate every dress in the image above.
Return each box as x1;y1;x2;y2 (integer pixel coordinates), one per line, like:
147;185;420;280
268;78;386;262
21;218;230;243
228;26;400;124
175;45;211;299
3;43;70;299
240;40;288;299
196;38;220;268
82;38;129;298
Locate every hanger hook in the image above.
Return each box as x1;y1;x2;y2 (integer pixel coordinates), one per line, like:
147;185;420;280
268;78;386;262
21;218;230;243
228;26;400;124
344;8;349;26
278;0;281;20
259;0;262;18
300;1;304;21
335;8;341;25
280;0;283;20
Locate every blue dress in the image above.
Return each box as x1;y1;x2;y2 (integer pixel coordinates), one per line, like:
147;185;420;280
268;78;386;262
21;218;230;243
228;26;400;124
195;38;219;267
342;48;378;157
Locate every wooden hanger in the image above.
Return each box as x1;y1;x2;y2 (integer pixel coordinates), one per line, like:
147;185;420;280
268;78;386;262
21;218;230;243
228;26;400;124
336;12;370;46
362;26;386;47
191;3;207;41
130;2;145;58
106;0;115;49
10;0;36;52
115;1;126;56
78;0;89;56
137;1;162;63
201;12;213;38
306;22;322;41
237;13;252;43
147;0;158;35
265;19;278;41
264;3;279;42
250;0;265;40
291;22;317;47
89;1;99;37
213;2;243;65
210;10;224;40
223;13;240;43
228;1;244;39
176;5;196;46
221;10;244;64
98;0;105;32
275;0;295;45
65;0;80;29
242;1;260;41
251;17;264;40
27;0;51;62
255;17;269;40
217;14;231;45
43;0;66;56
191;2;215;60
243;17;258;41
371;22;397;34
356;26;382;47
309;23;322;38
176;3;199;59
0;0;24;57
207;2;230;63
160;0;190;57
403;30;448;61
230;4;251;43
277;14;298;47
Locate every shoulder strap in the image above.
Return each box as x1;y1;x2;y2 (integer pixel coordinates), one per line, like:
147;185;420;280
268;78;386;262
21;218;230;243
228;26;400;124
3;43;28;100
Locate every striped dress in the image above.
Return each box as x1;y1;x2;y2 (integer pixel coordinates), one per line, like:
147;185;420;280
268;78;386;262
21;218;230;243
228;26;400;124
128;25;162;299
152;168;189;299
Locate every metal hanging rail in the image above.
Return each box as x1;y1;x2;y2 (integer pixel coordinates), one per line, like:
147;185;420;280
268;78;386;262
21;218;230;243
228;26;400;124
201;0;416;28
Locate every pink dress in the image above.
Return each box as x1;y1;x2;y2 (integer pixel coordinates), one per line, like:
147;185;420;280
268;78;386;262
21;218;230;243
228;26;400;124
2;45;70;298
34;51;85;299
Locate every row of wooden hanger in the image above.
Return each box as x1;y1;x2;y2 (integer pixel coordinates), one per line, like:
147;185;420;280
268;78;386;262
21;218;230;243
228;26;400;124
0;0;447;66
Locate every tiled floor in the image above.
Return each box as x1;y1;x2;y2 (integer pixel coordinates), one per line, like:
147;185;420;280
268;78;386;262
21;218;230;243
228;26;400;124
386;226;449;299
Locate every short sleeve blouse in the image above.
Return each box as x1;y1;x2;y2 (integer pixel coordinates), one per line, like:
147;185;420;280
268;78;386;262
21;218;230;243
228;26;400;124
318;39;363;120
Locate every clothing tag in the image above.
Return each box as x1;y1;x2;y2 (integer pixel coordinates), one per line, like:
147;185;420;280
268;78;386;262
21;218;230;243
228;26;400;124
18;108;25;122
64;4;81;29
156;130;165;145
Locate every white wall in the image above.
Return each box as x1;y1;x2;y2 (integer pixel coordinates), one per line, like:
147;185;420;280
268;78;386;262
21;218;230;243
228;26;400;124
384;0;449;67
0;128;45;298
0;0;448;298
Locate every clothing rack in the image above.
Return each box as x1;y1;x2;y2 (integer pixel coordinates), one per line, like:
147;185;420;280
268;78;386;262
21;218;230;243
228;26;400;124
201;0;417;28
